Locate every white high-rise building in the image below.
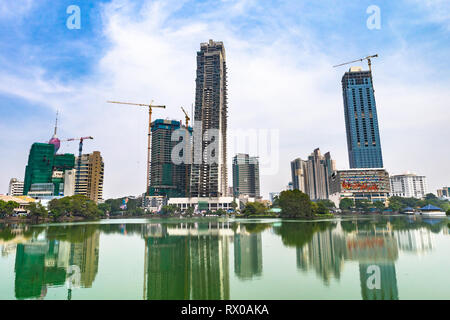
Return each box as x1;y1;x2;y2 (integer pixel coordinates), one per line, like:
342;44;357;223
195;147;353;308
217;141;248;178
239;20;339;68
390;172;428;199
8;178;24;196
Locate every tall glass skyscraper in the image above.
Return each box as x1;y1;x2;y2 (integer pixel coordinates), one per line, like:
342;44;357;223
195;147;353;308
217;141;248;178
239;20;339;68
341;67;383;168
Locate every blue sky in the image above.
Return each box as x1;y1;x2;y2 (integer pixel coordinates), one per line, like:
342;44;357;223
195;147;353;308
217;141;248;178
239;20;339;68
1;0;449;198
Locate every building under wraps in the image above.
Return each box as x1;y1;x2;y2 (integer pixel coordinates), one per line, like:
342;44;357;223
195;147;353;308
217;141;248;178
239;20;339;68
23;143;75;198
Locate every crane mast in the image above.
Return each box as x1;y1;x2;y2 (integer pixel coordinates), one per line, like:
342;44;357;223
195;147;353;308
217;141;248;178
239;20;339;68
107;100;166;196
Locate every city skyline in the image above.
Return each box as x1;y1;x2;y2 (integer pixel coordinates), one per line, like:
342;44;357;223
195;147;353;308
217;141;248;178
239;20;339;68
1;1;449;199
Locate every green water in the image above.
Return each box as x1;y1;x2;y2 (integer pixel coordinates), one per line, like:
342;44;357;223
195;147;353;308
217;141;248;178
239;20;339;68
0;215;449;300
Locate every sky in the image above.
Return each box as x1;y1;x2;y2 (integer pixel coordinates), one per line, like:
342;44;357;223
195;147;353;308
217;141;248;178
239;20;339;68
0;0;449;199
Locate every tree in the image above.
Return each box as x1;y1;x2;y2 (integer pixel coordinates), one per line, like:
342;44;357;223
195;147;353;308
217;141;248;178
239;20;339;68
216;209;227;216
271;195;280;208
231;200;238;212
316;199;335;209
28;202;48;219
355;199;371;211
313;201;330;215
278;190;312;218
339;198;354;211
447;209;450;216
185;206;194;216
160;205;178;216
388;198;402;212
373;201;385;212
242;202;267;216
0;200;20;217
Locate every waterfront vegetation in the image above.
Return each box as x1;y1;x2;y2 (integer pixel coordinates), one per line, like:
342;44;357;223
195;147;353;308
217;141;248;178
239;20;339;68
338;193;450;213
0;200;20;218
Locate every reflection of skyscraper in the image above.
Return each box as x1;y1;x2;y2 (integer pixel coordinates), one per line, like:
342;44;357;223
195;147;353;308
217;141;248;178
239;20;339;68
295;229;346;284
14;241;67;299
359;263;398;300
69;231;100;288
143;223;230;300
234;231;262;280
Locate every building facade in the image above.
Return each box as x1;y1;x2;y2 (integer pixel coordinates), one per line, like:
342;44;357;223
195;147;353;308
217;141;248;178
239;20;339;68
149;119;192;198
232;154;260;198
290;148;335;200
8;178;24;196
342;67;383;169
23;143;75;198
190;40;228;198
390;173;428;198
437;187;450;198
75;151;104;203
329;169;391;206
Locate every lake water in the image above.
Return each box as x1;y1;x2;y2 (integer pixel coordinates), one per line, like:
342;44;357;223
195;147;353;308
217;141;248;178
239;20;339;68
0;215;449;300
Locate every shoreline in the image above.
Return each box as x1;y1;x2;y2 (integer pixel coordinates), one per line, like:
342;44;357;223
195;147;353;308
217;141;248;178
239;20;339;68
0;211;411;225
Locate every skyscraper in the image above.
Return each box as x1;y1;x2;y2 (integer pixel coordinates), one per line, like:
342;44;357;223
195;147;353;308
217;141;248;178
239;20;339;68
75;151;104;203
232;154;260;198
149;119;192;198
290;148;335;200
342;67;383;168
190;40;228;198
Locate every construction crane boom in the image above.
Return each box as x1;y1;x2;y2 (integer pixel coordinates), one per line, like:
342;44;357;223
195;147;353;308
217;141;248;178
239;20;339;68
181;106;190;126
107;100;166;196
333;54;378;72
63;136;94;194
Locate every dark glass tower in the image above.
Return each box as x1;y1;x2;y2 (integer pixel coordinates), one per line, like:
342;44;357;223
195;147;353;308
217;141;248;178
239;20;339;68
149;119;192;198
342;67;383;168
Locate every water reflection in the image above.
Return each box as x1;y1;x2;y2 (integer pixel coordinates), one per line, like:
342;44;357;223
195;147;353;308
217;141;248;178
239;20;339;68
9;225;99;300
0;216;447;300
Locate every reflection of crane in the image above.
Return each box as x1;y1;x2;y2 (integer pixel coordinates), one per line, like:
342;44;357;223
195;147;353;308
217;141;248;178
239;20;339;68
62;137;94;192
107;100;166;195
333;54;378;72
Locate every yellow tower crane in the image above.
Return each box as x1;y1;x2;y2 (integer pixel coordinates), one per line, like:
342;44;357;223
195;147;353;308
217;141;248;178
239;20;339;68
107;100;166;196
180;106;191;197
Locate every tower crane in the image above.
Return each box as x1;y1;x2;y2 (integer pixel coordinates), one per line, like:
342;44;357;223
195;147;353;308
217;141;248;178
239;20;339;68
333;54;378;72
107;100;166;196
62;136;94;192
181;106;191;197
333;54;379;92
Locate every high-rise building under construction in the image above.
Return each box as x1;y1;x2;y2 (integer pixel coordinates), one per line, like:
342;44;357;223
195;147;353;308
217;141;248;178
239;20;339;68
149;119;192;198
75;151;104;203
190;39;228;198
23;143;75;197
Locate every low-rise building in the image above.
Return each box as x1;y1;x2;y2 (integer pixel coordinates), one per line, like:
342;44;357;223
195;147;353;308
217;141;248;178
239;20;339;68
437;187;450;199
329;169;391;207
0;195;35;214
142;195;167;212
167;197;238;212
390;172;428;199
8;178;24;196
